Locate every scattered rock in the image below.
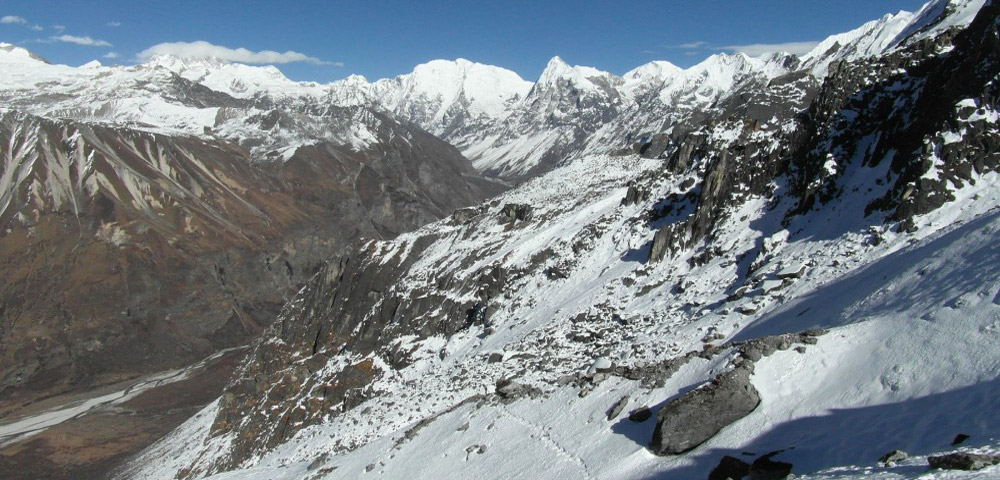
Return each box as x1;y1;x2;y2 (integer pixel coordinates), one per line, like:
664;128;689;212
649;366;761;455
878;449;908;466
606;395;630;420
628;406;653;422
451;207;481;225
465;444;487;455
761;279;786;294
487;352;504;363
776;264;806;279
928;452;1000;471
591;357;614;373
555;374;577;386
951;433;971;445
749;451;793;480
307;453;330;471
365;463;376;472
709;455;751;480
495;378;541;401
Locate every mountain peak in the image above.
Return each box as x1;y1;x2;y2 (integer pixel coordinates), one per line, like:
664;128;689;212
537;56;610;86
624;60;682;82
0;43;49;65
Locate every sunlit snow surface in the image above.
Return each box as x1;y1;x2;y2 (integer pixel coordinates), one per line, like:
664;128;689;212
117;145;1000;479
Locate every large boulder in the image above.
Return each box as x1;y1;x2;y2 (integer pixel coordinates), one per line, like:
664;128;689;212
649;366;760;455
928;453;1000;471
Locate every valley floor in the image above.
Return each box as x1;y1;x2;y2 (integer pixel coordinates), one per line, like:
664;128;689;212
0;347;245;480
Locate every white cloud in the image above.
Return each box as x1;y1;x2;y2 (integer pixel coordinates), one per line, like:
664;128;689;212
137;40;335;65
53;24;65;32
719;41;821;57
30;24;43;31
53;34;112;47
103;51;119;59
1;15;27;24
675;41;707;49
106;21;121;27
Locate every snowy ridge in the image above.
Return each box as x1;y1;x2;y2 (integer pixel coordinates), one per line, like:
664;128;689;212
145;55;327;99
801;0;987;77
0;0;985;178
0;47;389;157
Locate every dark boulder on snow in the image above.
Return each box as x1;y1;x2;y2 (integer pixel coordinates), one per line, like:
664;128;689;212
649;366;760;455
499;203;534;224
708;455;751;480
606;395;630;420
749;451;793;480
928;452;1000;471
878;449;908;466
495;378;541;401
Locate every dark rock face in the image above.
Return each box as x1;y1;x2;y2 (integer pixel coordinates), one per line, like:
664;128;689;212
951;433;971;445
0;109;504;411
791;4;1000;227
621;182;651;206
928;452;1000;471
649;366;760;455
643;5;999;265
708;455;751;480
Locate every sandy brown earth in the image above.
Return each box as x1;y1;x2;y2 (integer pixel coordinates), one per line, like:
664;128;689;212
0;348;243;480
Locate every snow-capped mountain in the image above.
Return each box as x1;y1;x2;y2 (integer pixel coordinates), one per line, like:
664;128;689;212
113;1;1000;479
1;0;985;183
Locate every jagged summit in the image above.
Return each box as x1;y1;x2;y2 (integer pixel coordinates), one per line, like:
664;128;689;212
535;55;615;87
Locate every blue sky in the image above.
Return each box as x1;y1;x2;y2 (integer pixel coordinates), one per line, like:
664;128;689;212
2;0;928;82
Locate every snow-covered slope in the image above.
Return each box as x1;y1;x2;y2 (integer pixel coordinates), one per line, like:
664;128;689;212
119;165;1000;479
116;2;1000;478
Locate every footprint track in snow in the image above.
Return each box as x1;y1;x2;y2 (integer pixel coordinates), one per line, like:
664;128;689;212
498;405;595;480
